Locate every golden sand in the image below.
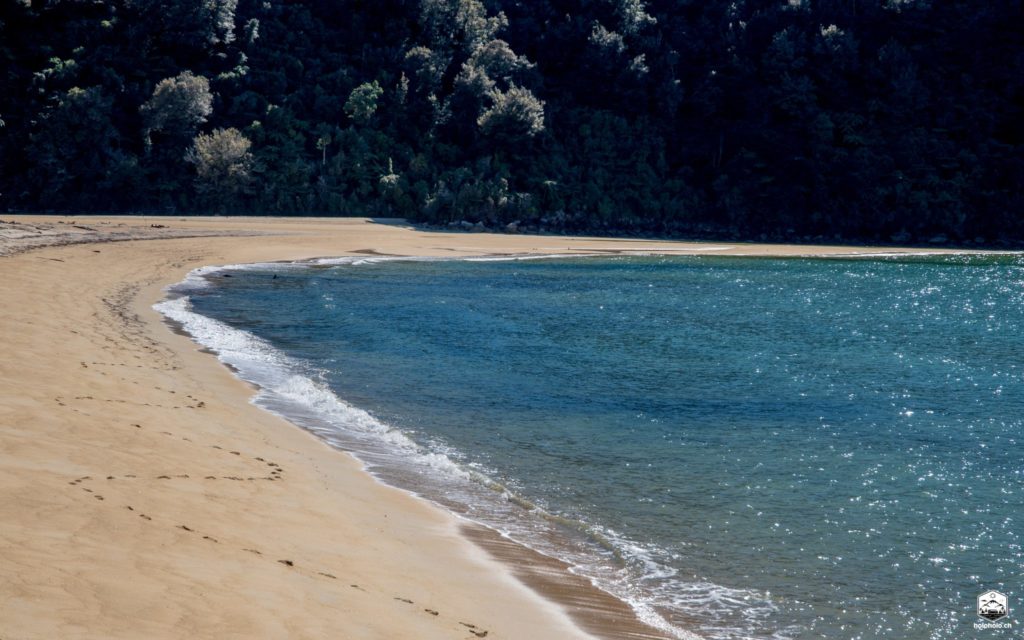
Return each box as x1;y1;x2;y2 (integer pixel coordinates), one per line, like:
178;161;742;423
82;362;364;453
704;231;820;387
0;216;978;640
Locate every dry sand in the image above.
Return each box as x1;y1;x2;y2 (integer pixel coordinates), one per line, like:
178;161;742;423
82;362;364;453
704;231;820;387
0;216;984;640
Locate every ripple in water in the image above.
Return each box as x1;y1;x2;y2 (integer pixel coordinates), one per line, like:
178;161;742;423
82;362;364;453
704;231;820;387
178;254;1024;639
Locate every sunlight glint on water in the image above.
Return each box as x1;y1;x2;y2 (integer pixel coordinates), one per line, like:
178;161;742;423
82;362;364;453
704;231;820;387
171;254;1024;640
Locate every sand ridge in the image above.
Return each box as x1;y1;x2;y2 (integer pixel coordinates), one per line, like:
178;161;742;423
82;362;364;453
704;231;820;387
0;216;988;640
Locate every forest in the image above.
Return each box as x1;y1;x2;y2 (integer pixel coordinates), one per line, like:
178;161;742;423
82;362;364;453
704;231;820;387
1;0;1022;244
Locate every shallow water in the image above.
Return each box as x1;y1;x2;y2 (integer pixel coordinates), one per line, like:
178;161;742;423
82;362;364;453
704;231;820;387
167;254;1024;639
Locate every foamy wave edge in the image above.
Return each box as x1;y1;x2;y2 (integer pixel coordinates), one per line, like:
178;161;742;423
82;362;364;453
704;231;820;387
155;259;772;640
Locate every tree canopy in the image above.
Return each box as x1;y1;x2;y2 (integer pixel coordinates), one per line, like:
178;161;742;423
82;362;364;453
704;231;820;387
1;0;1021;244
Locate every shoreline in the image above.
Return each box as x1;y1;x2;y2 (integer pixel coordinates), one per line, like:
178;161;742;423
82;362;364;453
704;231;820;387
154;258;686;639
0;216;1010;640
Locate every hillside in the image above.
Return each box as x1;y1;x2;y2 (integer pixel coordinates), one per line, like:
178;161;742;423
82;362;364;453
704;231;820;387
1;0;1021;243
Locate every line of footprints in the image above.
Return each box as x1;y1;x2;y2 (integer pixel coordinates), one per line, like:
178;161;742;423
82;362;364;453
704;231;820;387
66;422;489;638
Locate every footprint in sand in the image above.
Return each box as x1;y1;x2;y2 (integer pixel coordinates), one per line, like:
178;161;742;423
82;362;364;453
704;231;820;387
277;559;294;567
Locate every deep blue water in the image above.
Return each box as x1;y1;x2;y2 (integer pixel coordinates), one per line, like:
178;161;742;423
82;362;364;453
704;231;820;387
172;254;1024;639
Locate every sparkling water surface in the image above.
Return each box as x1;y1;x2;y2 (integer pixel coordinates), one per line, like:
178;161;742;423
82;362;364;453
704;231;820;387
182;254;1024;639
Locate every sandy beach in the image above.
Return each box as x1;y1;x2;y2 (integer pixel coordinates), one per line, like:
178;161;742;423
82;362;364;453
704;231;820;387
0;216;981;640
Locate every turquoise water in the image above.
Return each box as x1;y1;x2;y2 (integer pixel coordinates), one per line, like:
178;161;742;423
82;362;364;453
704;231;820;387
167;254;1023;639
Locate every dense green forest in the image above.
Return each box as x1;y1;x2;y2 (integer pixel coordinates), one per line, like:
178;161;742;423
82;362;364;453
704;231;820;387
1;0;1022;243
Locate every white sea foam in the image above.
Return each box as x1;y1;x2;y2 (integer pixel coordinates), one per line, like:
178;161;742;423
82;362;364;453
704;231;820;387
166;261;308;294
154;282;467;486
168;264;233;291
310;255;446;266
463;253;599;262
155;261;782;640
308;253;600;266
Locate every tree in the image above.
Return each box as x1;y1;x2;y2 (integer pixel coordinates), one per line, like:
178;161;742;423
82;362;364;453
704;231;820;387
345;81;384;125
467;39;534;83
477;85;545;142
141;72;214;147
419;0;507;55
404;46;447;97
186;127;254;211
126;0;238;52
26;86;139;209
615;0;656;36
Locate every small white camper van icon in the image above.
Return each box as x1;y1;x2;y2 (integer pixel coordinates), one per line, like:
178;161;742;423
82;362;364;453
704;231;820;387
978;591;1008;621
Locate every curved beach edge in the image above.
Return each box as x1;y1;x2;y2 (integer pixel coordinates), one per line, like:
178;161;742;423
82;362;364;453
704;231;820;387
0;215;1002;640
